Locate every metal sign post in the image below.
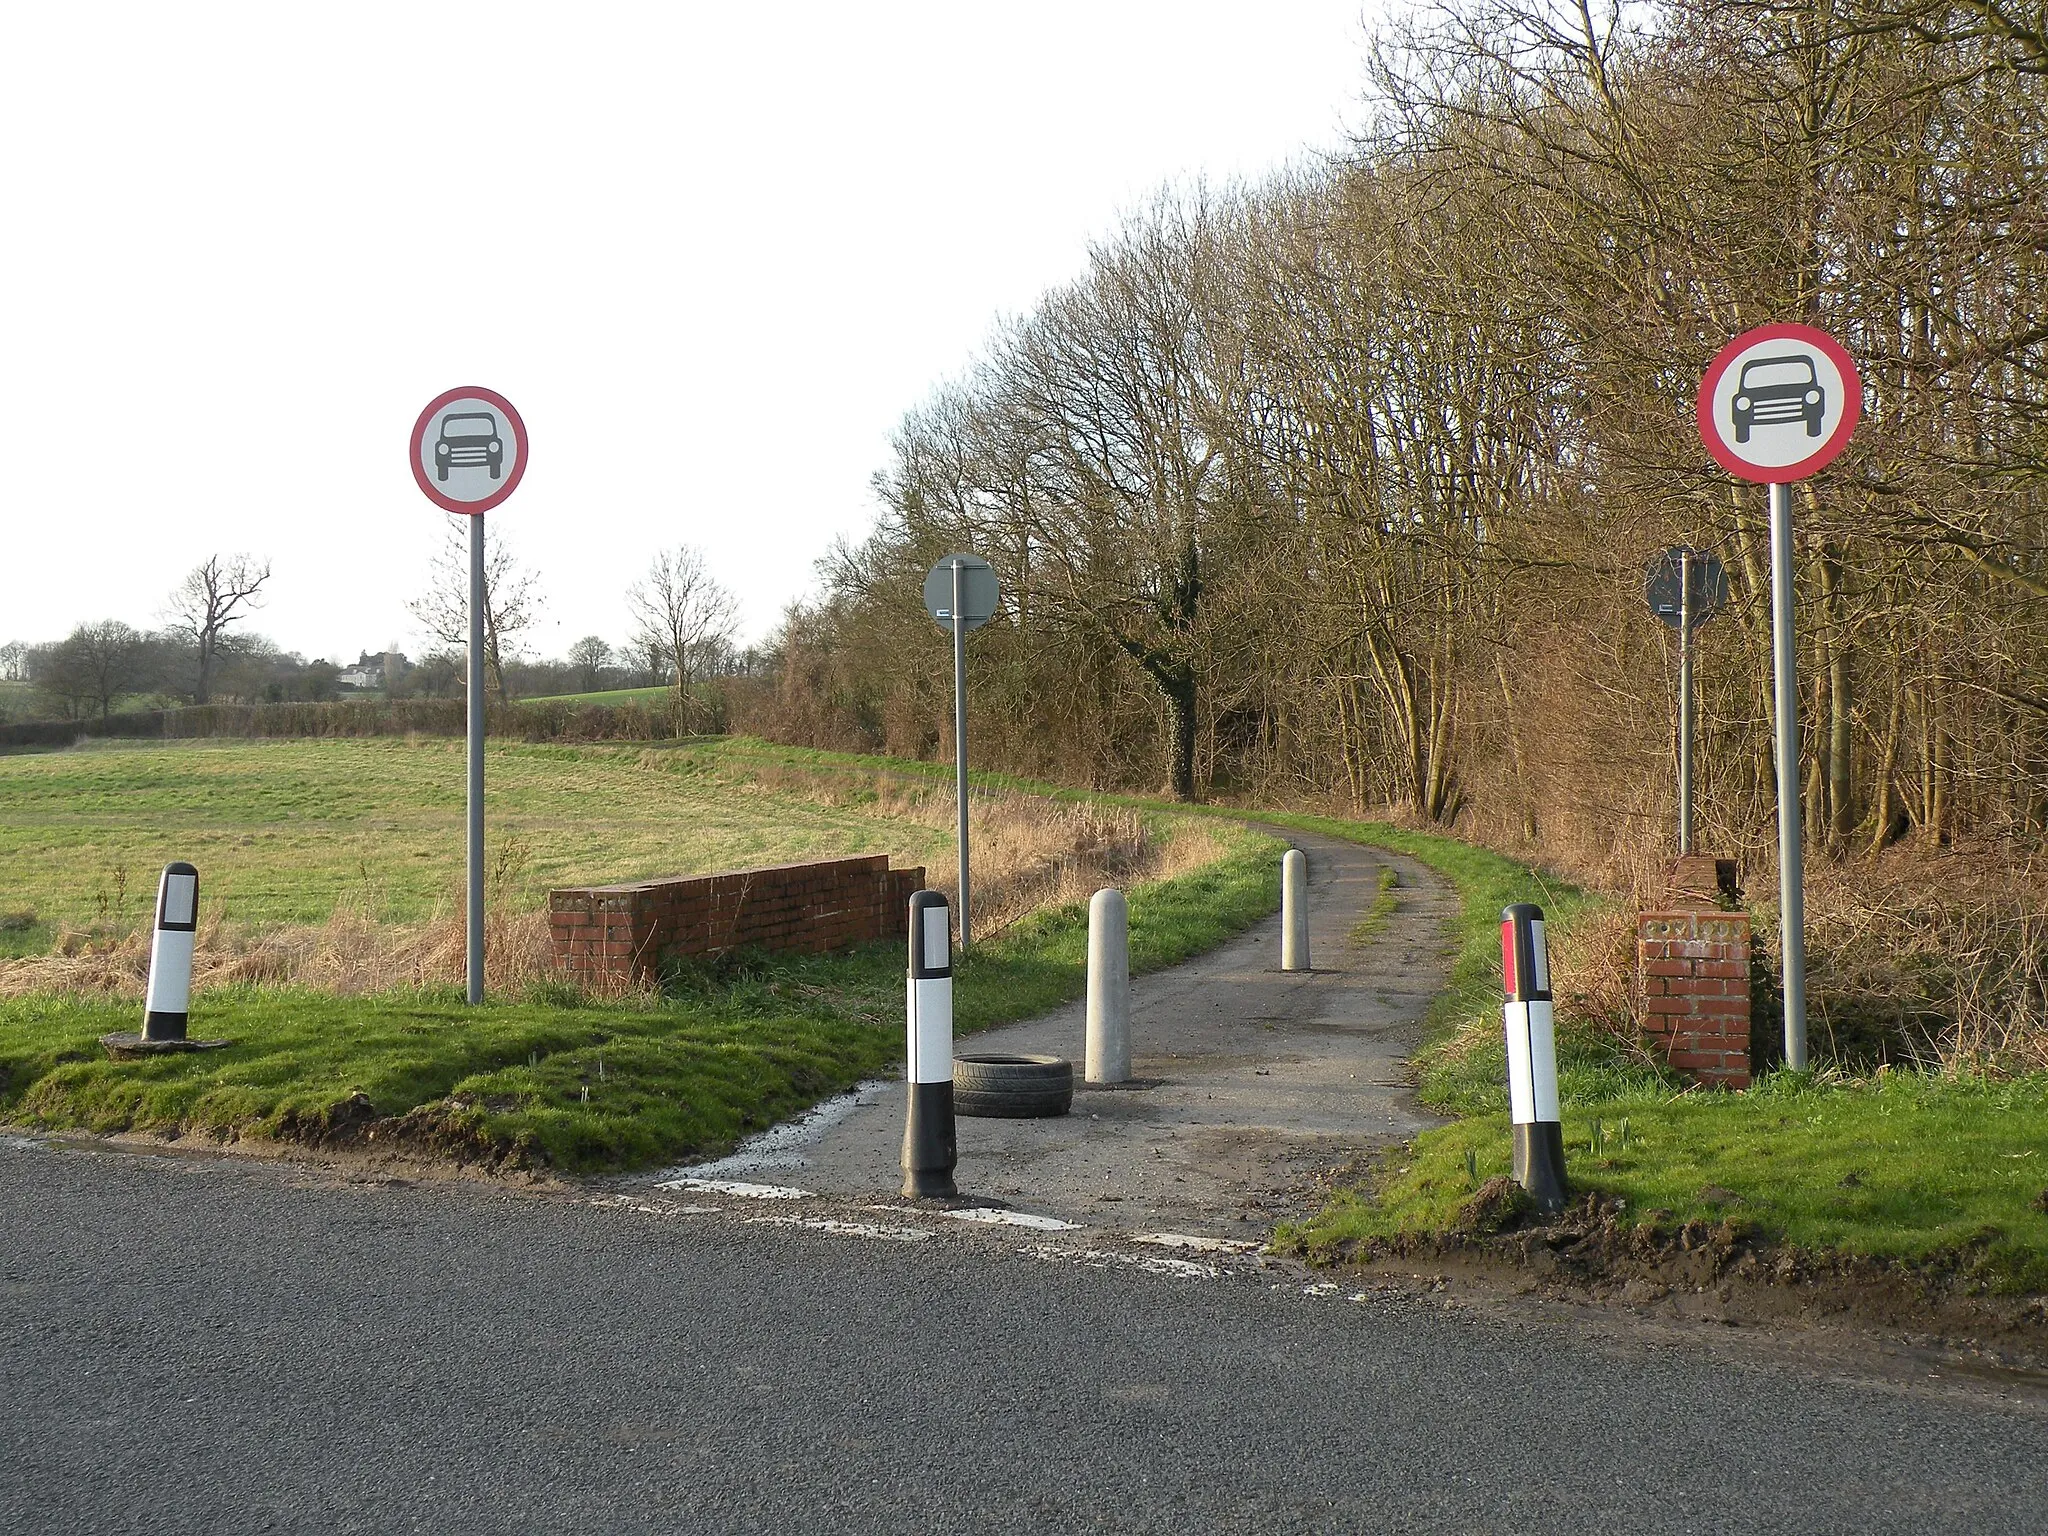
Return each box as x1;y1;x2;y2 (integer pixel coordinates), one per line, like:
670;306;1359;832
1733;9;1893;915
1767;483;1807;1068
922;553;999;950
1680;549;1694;855
1646;546;1728;857
410;385;530;1004
1697;323;1861;1072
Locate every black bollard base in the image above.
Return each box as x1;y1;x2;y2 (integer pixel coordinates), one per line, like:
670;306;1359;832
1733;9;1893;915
901;1079;958;1199
141;1009;189;1043
1512;1120;1568;1212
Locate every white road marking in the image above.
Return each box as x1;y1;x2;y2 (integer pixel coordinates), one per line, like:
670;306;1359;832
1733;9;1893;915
1017;1242;1220;1280
1132;1232;1258;1254
1302;1281;1340;1296
656;1177;814;1201
748;1215;932;1243
662;1083;889;1178
590;1195;721;1218
945;1208;1079;1231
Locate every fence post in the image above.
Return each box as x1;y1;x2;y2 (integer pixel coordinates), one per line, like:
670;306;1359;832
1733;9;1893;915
1281;848;1310;972
901;889;958;1198
1085;888;1131;1084
1501;902;1566;1211
142;863;200;1043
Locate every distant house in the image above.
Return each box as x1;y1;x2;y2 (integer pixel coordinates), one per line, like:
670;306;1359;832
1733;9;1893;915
336;650;409;693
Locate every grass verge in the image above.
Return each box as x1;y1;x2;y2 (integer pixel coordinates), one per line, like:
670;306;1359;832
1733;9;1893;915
1226;810;2048;1297
0;820;1280;1174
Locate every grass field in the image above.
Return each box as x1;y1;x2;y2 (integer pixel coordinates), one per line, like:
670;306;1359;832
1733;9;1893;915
0;733;1283;1171
0;738;952;932
0;817;1281;1171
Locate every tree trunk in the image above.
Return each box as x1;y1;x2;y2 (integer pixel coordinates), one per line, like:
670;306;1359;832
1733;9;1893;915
1822;551;1854;847
1163;668;1197;801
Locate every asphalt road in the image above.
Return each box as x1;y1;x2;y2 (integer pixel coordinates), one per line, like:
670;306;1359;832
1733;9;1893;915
5;1134;2046;1534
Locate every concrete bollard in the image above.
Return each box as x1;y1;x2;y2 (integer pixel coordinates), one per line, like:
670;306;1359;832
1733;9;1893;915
1501;902;1566;1211
901;889;958;1199
142;862;200;1043
1085;888;1130;1084
1281;848;1310;972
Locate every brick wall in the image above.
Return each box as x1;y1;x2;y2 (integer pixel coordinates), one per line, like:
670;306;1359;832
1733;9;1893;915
1636;908;1753;1089
549;856;926;983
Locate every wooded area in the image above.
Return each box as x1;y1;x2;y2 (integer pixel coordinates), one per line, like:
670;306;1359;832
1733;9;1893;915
753;0;2048;877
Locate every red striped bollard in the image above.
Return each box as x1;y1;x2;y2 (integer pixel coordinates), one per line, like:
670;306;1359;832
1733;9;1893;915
1501;902;1566;1211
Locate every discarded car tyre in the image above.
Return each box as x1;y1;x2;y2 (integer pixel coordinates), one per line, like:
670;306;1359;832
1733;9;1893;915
952;1053;1074;1118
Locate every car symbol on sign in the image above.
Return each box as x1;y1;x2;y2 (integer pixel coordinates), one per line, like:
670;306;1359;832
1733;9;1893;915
435;412;503;481
1731;355;1824;443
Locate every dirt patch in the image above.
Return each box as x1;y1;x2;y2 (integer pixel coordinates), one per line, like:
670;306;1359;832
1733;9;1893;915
1300;1191;2048;1369
270;1092;545;1174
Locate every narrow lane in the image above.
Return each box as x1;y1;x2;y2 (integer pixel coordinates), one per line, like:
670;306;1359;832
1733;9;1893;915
666;828;1454;1236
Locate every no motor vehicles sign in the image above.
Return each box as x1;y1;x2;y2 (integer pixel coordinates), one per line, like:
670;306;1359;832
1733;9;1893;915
1696;322;1860;482
409;385;529;515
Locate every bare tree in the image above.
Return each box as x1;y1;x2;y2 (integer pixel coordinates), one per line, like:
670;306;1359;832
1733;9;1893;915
566;635;613;694
38;621;150;723
627;546;739;734
162;554;272;704
408;518;543;703
0;641;25;683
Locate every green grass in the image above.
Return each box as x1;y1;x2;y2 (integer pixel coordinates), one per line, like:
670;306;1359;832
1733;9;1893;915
0;738;954;931
1299;1072;2048;1292
0;821;1281;1172
516;686;673;707
1349;866;1402;946
1233;807;2048;1294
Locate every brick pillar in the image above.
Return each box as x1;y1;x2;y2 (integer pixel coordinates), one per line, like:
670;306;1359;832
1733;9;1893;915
1637;908;1752;1089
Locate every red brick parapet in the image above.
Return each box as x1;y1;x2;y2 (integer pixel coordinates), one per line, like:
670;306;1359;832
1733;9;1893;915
548;855;926;983
1636;908;1752;1089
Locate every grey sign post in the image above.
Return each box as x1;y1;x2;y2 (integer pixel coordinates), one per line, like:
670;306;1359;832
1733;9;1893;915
923;553;999;950
1698;324;1861;1072
411;386;530;1004
1646;546;1728;856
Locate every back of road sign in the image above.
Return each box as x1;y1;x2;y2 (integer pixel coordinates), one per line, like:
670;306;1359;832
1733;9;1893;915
923;554;999;630
1645;548;1729;631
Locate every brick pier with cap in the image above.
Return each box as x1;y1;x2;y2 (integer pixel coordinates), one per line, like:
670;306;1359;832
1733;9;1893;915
549;855;925;984
1636;856;1752;1089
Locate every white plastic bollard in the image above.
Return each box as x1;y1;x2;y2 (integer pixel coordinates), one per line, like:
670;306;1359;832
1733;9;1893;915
1501;902;1566;1211
142;862;200;1042
1281;848;1310;972
1085;888;1130;1084
901;889;958;1198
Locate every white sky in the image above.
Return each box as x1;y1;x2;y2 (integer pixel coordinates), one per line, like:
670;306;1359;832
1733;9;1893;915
1;3;1376;664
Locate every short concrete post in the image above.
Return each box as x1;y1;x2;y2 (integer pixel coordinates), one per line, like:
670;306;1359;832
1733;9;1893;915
142;862;199;1042
901;889;958;1198
1281;848;1310;972
1085;888;1130;1084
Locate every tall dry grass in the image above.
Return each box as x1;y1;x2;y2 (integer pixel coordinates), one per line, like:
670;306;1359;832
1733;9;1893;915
0;768;1218;998
1795;842;2048;1076
720;757;1221;942
0;900;577;1002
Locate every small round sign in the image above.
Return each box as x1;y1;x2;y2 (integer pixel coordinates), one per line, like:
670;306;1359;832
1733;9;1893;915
923;554;999;631
410;386;528;515
1697;323;1859;483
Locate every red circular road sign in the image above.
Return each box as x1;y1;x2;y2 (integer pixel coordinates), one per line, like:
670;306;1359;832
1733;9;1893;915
1697;323;1860;484
409;386;528;515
